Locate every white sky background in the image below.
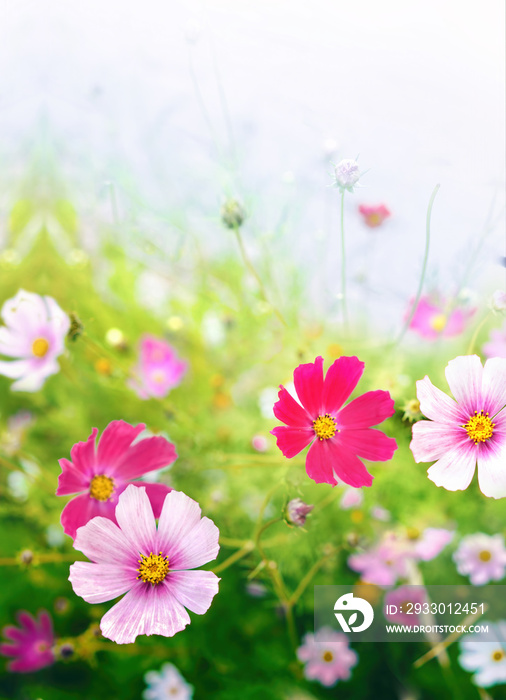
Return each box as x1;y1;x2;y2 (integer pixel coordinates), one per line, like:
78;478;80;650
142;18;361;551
0;0;504;328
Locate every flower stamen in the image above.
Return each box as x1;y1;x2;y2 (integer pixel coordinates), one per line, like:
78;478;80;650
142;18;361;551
463;410;494;444
32;337;50;358
137;552;170;585
89;474;115;501
322;650;334;663
479;550;492;562
313;413;337;441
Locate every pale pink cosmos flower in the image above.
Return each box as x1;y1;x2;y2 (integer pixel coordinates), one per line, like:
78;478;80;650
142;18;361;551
348;533;410;587
144;662;193;700
358;204;391;228
453;534;506;586
340;487;364;510
384;586;428;627
0;289;70;391
407;295;474;340
404;528;454;562
297;627;358;687
251;434;269;452
57;420;177;539
483;323;506;359
69;484;220;644
0;610;55;672
129;335;187;400
271;356;397;488
410;355;506;498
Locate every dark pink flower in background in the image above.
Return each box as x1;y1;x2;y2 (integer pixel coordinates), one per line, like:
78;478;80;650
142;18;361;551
358;204;391;228
69;485;220;644
129;334;187;399
384;586;428;627
0;610;54;672
57;420;177;539
407;295;474;340
271;356;397;487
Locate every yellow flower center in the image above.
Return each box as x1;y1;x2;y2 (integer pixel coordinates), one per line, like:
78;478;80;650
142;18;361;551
430;313;447;332
313;414;337;441
32;337;50;358
367;213;382;226
322;651;334;663
463;411;494;444
406;527;421;541
479;549;492;562
89;474;115;501
151;369;167;385
136;552;170;585
492;649;505;662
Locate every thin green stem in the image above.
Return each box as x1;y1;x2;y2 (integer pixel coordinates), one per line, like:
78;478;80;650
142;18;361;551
395;184;440;345
466;312;492;355
340;190;348;328
289;548;340;606
212;541;254;574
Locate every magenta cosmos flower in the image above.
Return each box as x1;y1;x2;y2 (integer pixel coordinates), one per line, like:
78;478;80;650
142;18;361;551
69;484;220;644
129;335;187;400
358;204;391;228
407;295;474;340
271;356;397;487
57;420;177;539
0;289;70;392
384;586;428;627
0;610;55;672
297;628;358;687
410;355;506;498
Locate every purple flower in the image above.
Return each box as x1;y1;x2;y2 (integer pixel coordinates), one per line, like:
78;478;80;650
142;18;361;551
453;534;506;585
0;610;55;672
410;355;506;498
297;627;358;687
69;484;220;644
129;335;187;399
0;289;70;391
286;498;314;527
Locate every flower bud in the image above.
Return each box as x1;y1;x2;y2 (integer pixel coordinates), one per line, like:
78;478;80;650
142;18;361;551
334;159;361;192
286;498;314;527
221;199;245;229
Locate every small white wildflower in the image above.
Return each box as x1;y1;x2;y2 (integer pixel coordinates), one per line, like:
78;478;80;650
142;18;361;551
333;158;361;192
490;290;506;314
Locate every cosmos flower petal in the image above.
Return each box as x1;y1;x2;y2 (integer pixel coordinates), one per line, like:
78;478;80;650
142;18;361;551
137;482;173;519
56;458;91;496
72;513;136;565
482;357;506;416
167;570;220;615
322;356;365;415
307;439;374;488
305;440;339;485
337;390;395;429
273;385;312;427
157;491;220;570
69;561;135;604
115;484;157;554
0;359;34;379
96;420;145;471
427;442;477;491
10;362;60;392
293;356;324;416
477;441;506;499
100;582;191;644
1;290;47;333
445;355;483;415
60;493;116;540
415;376;466;424
410;420;468;462
270;425;313;458
337;428;397;462
110;435;177;480
68;427;98;477
0;327;32;358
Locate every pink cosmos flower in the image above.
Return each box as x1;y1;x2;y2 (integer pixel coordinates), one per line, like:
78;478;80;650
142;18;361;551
404;528;454;562
348;533;410;587
453;534;506;585
358;204;391;228
57;420;177;539
410;355;506;498
0;610;55;672
483;324;506;359
384;586;427;627
129;335;187;399
340;487;364;510
271;356;397;487
0;289;70;392
69;484;220;644
407;295;474;340
297;628;358;687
